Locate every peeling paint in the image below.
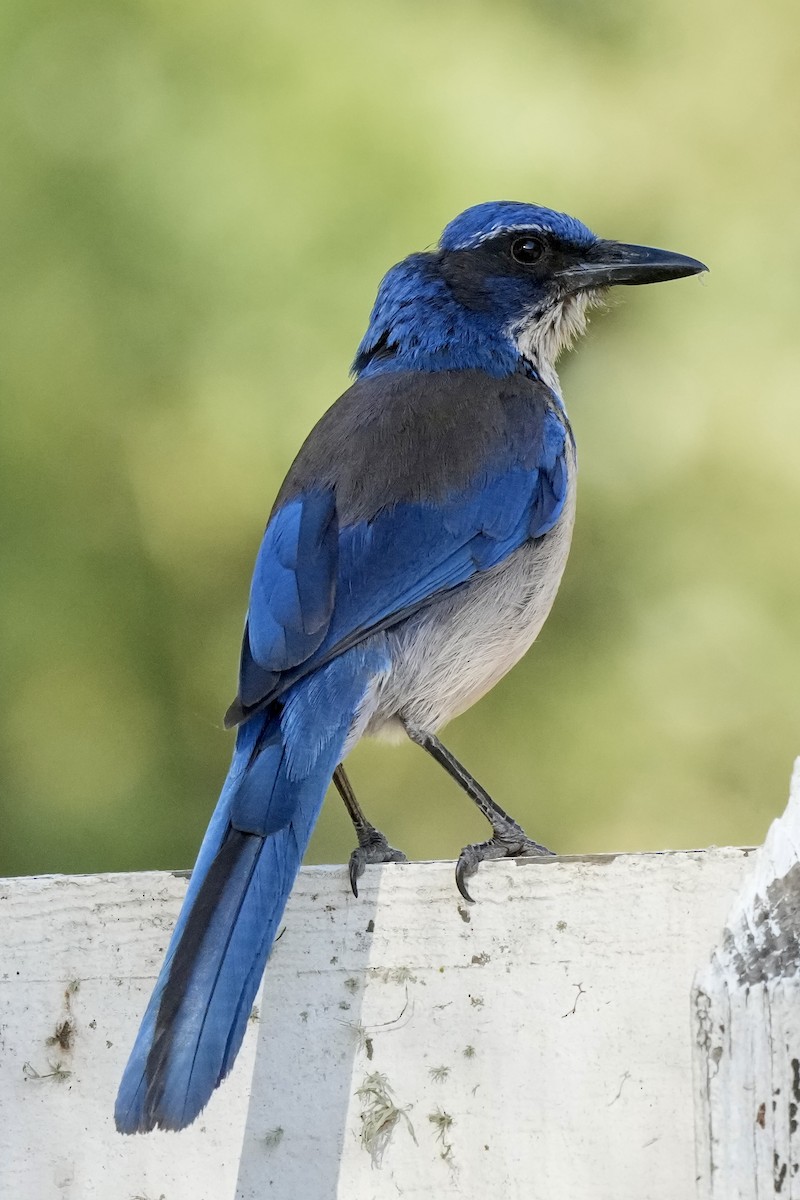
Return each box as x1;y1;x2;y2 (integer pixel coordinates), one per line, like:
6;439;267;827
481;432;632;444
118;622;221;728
693;759;800;1198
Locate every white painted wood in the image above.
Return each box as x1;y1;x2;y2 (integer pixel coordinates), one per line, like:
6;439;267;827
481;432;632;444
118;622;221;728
1;848;753;1200
693;759;800;1199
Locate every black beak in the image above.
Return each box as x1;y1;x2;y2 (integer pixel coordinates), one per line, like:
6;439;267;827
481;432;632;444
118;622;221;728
557;240;708;293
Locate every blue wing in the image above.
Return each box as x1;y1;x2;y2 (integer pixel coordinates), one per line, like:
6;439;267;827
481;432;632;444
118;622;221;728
236;489;338;711
227;396;569;725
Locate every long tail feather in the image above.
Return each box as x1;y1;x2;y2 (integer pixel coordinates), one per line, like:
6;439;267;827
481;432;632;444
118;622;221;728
115;646;386;1133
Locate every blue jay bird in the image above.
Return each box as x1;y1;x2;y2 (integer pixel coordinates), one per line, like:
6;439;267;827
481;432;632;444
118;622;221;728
115;201;706;1133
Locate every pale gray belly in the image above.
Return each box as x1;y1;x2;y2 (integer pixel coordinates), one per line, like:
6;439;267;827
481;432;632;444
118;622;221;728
365;476;577;738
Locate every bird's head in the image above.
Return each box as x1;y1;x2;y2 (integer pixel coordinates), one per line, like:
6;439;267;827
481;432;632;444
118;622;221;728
354;200;706;387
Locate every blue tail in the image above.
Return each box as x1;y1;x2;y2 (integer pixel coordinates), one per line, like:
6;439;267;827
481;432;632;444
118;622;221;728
115;646;385;1133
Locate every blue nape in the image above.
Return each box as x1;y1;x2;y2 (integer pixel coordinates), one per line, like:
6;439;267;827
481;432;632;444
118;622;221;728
353;252;524;380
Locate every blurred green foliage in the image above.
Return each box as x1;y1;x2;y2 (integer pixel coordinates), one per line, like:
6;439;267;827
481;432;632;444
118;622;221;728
2;0;799;878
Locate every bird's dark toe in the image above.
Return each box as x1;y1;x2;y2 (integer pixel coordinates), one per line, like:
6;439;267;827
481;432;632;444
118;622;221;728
455;851;478;903
454;827;556;901
348;832;407;898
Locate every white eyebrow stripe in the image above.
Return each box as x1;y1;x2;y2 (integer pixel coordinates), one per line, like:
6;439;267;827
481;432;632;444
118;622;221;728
447;223;548;251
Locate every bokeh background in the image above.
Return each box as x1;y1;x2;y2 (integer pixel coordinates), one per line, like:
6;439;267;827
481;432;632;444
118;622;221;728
2;0;799;877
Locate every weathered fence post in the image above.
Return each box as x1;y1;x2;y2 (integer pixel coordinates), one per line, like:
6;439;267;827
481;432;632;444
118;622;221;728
694;760;800;1199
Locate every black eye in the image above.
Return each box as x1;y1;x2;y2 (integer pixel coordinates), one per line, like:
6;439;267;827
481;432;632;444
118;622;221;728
511;235;546;265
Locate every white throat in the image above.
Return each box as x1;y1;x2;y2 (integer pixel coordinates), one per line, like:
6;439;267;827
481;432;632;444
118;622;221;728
511;291;595;394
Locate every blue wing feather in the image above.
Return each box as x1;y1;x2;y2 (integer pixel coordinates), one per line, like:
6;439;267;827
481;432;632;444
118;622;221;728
247;490;337;670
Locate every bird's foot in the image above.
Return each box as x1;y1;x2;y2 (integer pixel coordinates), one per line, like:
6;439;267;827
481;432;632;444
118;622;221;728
455;820;555;903
349;828;407;898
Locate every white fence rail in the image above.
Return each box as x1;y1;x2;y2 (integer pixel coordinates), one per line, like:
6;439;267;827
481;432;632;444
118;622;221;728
2;764;799;1199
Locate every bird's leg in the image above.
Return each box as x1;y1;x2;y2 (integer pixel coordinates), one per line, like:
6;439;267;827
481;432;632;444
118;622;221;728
333;764;407;898
403;724;555;903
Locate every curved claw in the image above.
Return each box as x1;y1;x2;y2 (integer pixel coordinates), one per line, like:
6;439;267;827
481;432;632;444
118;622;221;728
348;836;407;899
454;830;556;903
349;852;363;899
455;855;476;904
